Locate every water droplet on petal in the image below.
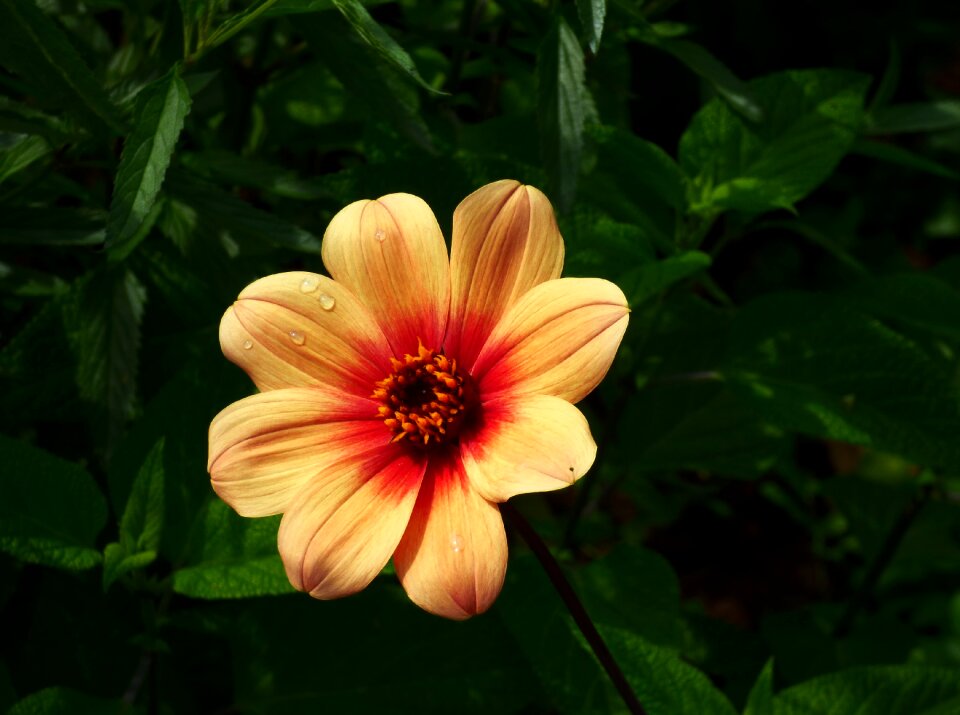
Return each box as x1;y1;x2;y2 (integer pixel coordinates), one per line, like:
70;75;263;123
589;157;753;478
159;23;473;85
450;534;464;553
288;330;305;346
242;339;253;350
375;229;386;243
318;293;336;311
299;276;318;293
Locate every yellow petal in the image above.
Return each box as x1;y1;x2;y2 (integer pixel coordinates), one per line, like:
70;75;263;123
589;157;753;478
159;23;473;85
447;180;564;370
278;447;427;599
220;271;393;396
460;395;596;502
322;194;450;357
472;277;629;404
208;387;384;517
393;452;507;620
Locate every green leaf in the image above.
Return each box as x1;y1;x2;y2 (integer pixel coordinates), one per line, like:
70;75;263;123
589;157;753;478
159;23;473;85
601;626;738;715
655;39;763;122
868;101;960;135
771;666;960;714
576;0;606;54
744;660;775;715
620;251;712;306
101;542;156;591
538;16;590;212
723;292;960;471
165;171;322;253
6;687;127;715
0;0;123;133
0;207;106;246
589;125;687;210
172;499;294;599
851;138;960;181
106;65;191;261
298;14;433;150
180;150;335;200
203;0;283;52
0;133;51;184
0;433;106;570
331;0;441;94
680;70;870;214
119;439;165;553
842;272;960;340
64;269;147;434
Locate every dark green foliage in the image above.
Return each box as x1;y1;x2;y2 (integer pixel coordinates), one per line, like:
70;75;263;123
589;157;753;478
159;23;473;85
1;0;959;713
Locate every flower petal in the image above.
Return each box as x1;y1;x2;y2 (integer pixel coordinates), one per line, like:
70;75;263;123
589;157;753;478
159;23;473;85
208;387;383;517
393;451;507;620
472;277;629;404
220;271;393;396
278;446;427;599
460;395;596;503
446;180;564;370
322;194;450;357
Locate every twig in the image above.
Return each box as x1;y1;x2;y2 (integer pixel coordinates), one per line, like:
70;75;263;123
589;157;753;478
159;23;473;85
502;503;647;715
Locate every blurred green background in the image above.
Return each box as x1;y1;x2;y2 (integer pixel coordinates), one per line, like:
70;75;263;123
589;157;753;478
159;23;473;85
2;0;960;713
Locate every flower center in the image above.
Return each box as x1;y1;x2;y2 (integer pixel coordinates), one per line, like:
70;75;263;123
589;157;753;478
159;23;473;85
373;342;474;447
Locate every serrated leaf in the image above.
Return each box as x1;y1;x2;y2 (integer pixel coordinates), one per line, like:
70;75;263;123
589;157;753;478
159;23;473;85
203;0;284;52
331;0;441;94
868;100;960;135
538;16;589;212
119;439;165;553
0;0;123;133
0;133;51;184
576;0;606;53
771;666;960;715
172;499;294;599
601;626;738;715
680;70;869;214
64;269;147;437
106;66;191;261
6;687;127;715
620;251;712;306
0;433;106;570
723;292;960;471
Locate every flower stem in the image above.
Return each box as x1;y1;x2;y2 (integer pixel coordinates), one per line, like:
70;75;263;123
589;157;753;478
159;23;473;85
502;503;647;715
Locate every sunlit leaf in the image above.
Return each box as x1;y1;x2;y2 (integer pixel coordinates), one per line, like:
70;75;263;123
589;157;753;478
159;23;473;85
576;0;606;54
106;65;191;261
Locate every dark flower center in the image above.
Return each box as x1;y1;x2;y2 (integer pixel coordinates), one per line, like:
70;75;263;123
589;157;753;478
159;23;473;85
373;342;474;447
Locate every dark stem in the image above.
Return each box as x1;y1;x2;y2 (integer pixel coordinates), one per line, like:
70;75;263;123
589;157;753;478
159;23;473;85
502;503;647;715
833;483;934;637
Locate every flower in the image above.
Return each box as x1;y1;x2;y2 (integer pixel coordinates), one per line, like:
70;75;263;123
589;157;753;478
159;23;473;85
207;180;629;619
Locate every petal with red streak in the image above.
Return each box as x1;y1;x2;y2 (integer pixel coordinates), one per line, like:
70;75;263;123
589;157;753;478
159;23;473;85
460;395;596;503
322;194;450;357
220;271;393;396
393;451;507;620
208;386;384;517
278;447;427;600
447;180;564;370
472;277;629;404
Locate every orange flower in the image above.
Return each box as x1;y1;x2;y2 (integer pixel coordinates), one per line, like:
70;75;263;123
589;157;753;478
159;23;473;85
207;180;629;619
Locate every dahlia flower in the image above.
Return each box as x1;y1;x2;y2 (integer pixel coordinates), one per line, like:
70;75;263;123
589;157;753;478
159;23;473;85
207;180;629;619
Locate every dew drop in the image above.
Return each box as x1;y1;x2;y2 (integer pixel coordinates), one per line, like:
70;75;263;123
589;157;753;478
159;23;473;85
242;339;253;350
375;228;386;243
318;293;336;311
299;276;318;293
450;534;464;553
288;330;305;346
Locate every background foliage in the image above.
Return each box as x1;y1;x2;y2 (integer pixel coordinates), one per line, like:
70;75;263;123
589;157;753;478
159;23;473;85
2;0;960;712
